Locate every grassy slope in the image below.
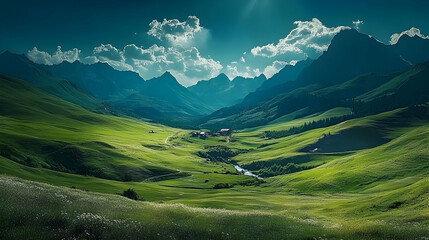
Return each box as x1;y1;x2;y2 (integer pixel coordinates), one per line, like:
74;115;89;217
6;176;427;240
1;74;428;238
0;75;247;184
0;52;102;111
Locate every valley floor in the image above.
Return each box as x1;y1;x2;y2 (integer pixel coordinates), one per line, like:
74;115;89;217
0;75;428;239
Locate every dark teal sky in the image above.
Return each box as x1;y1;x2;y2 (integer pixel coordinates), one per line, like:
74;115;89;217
1;0;428;85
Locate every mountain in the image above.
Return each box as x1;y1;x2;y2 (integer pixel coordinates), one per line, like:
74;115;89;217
140;72;214;115
296;29;411;87
241;59;312;106
257;59;312;91
354;61;429;114
239;29;413;108
188;73;266;109
0;51;103;111
44;61;146;100
199;29;429;129
392;34;429;65
45;62;214;118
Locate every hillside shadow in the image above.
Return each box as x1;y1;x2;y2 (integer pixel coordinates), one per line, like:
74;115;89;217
300;126;391;153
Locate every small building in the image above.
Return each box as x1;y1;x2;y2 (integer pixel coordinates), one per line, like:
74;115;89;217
218;128;232;136
199;131;207;139
191;131;207;139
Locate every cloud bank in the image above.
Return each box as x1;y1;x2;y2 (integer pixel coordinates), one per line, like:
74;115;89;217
27;16;222;86
27;17;368;85
390;27;429;44
250;18;349;59
225;18;349;80
27;46;80;65
28;42;221;87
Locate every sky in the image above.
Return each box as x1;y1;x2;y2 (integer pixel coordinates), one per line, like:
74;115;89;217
1;0;429;86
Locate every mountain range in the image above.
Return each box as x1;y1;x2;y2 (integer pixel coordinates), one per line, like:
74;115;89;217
1;29;429;130
1;24;429;240
199;29;429;129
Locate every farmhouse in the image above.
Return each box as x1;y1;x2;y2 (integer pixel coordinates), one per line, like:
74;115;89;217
219;128;232;136
191;131;207;139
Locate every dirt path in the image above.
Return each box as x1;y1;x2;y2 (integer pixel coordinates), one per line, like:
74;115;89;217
164;135;172;144
164;131;182;144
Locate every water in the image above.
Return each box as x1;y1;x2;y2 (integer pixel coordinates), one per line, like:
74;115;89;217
233;165;263;180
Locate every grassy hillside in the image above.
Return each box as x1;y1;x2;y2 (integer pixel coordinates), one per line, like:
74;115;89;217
0;74;246;184
1;74;428;238
0;52;103;111
5;176;428;240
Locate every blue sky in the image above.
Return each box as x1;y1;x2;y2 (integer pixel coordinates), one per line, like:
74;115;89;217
1;0;429;86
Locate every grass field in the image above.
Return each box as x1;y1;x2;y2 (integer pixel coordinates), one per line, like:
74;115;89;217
1;74;428;239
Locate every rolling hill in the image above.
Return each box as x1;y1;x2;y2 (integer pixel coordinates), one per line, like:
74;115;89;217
0;51;103;111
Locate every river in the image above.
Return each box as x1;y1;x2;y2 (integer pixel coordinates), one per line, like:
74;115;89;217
233;165;263;180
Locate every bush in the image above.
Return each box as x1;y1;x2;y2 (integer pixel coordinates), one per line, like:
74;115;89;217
122;188;139;200
263;114;354;139
213;183;230;189
196;145;247;163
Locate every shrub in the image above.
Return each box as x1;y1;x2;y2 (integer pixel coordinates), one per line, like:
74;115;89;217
213;183;230;189
122;188;139;200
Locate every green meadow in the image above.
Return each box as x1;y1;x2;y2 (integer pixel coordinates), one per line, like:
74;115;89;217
0;74;428;239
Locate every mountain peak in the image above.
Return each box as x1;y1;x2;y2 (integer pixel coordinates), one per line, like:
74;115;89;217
329;28;377;47
160;71;177;81
150;71;182;86
0;50;25;59
216;73;230;80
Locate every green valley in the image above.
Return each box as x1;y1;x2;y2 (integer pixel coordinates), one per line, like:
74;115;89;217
1;72;428;239
1;6;429;239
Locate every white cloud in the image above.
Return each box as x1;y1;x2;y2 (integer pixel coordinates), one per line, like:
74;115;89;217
148;16;203;47
226;62;262;79
93;44;123;62
92;44;133;71
27;46;80;65
169;47;222;86
251;18;349;59
123;44;155;61
263;60;288;78
390;27;429;45
353;20;363;30
26;17;357;85
26;42;221;86
88;43;221;86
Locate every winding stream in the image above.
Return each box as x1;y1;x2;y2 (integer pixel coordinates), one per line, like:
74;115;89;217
233;165;263;180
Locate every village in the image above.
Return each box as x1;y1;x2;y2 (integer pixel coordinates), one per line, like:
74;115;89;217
190;128;232;139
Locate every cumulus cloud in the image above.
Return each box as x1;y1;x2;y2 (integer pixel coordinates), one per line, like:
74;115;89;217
26;42;221;86
123;44;155;61
353;20;363;30
91;44;133;71
390;27;429;44
26;17;356;85
263;60;288;78
167;47;222;86
148;16;203;47
251;18;349;59
88;43;221;86
27;46;80;65
93;44;123;62
226;62;262;80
